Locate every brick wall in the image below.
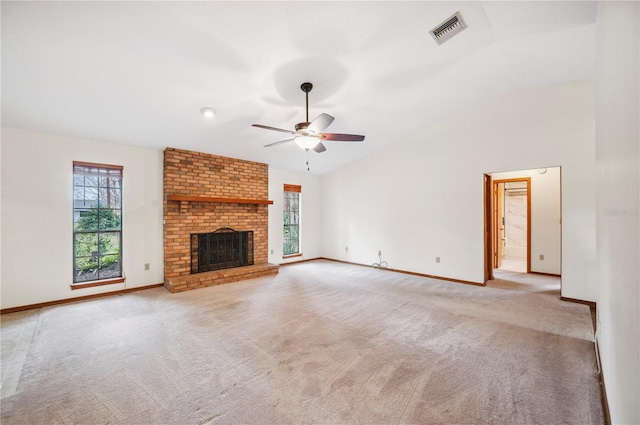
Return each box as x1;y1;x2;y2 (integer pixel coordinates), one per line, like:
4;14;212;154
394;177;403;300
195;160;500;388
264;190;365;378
163;148;271;284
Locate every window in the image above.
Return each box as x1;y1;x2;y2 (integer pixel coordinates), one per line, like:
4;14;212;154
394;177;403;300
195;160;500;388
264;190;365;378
283;184;301;256
73;162;123;284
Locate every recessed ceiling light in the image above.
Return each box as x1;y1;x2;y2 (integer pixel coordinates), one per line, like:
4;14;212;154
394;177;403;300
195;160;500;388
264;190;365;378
200;107;216;118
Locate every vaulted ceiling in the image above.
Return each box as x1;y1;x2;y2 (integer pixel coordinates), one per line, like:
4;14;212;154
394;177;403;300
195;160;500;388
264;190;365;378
1;1;596;174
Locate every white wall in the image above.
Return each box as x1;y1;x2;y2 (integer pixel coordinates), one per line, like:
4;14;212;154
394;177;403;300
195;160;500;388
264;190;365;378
323;81;596;300
492;168;561;275
595;2;639;423
0;133;3;300
0;127;164;309
268;168;323;264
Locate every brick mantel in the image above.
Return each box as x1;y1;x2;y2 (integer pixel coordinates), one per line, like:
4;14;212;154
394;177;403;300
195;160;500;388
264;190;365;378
163;148;278;292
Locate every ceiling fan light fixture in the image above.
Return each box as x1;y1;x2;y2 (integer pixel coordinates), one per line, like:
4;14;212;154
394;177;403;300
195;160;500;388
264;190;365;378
295;136;319;150
252;81;365;154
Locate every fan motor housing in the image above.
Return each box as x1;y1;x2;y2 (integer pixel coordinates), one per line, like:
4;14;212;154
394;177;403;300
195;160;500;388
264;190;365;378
295;122;310;132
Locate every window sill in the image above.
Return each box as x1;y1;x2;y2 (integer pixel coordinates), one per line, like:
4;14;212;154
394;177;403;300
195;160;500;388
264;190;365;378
71;277;125;290
283;253;303;259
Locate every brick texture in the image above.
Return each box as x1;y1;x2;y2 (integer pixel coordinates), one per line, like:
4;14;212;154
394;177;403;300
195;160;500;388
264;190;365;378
163;148;278;292
164;263;280;292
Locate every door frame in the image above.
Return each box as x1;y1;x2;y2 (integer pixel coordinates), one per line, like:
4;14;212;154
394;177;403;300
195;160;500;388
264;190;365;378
483;174;493;282
494;181;505;269
487;177;532;275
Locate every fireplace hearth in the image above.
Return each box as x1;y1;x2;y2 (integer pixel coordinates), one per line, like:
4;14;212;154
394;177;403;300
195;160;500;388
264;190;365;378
191;228;254;274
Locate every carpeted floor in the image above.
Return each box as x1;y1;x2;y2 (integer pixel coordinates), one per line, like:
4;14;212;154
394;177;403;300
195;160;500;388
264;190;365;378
0;260;604;424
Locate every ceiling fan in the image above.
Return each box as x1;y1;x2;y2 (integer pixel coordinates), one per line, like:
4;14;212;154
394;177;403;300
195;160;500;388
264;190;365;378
252;82;365;153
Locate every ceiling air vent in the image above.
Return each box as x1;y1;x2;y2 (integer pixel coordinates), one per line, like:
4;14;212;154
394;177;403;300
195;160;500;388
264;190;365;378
430;12;466;45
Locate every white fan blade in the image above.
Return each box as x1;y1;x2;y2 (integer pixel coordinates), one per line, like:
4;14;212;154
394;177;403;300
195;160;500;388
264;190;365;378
264;139;295;147
307;113;335;134
313;142;327;153
253;124;296;135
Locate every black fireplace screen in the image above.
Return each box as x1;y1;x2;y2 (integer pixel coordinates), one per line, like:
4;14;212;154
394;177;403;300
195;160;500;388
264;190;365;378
191;228;254;274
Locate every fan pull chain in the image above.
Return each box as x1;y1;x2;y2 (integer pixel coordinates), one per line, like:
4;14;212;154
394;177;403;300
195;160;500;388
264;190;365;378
305;149;310;172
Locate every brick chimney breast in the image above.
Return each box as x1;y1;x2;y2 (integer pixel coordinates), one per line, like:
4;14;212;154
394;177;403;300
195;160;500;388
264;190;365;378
163;148;278;292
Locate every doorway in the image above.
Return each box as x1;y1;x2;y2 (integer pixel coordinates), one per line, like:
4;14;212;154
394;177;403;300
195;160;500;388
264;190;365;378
483;167;562;284
493;178;531;273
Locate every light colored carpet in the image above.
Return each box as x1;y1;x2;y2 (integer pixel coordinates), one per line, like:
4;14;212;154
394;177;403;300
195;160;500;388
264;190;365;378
0;260;603;424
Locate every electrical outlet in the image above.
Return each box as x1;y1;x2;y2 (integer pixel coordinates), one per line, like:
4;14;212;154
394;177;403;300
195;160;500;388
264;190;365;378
270;249;274;255
436;257;440;263
345;246;349;252
378;250;382;257
539;254;544;260
144;263;150;271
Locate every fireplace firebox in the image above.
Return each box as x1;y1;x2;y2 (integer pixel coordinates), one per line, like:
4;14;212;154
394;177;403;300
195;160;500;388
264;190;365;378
191;228;254;274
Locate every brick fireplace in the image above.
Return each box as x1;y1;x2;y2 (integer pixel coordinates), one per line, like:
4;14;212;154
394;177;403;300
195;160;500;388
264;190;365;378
163;148;279;292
